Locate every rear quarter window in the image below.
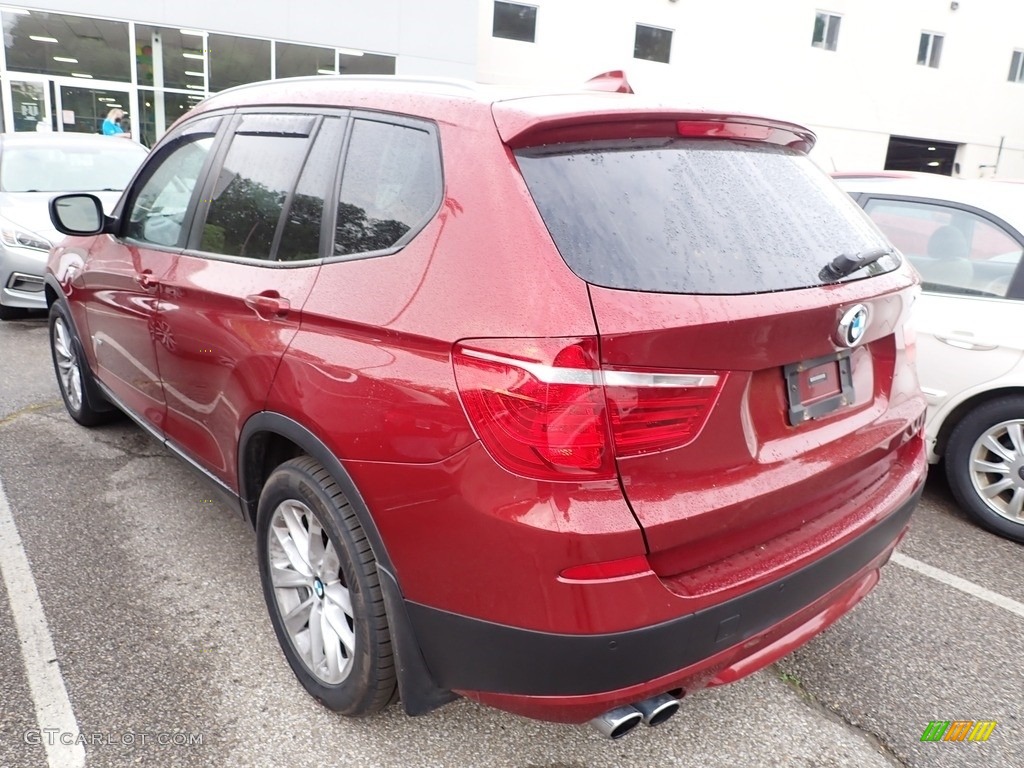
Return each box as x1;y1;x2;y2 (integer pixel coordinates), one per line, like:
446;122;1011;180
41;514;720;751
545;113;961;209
515;138;897;295
334;117;442;257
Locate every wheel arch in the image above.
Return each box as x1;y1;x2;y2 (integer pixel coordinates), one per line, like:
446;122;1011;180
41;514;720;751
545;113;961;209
238;412;394;567
238;411;456;716
46;290;118;419
934;385;1024;460
44;279;61;308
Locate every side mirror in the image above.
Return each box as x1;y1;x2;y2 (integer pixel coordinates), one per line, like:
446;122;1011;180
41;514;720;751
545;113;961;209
49;194;106;236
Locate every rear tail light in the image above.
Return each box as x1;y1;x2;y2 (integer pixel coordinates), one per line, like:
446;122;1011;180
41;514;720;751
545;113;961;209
453;338;724;481
453;339;613;481
605;369;725;455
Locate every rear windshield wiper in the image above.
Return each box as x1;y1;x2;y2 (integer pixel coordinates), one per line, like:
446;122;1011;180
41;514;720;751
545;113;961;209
819;247;892;282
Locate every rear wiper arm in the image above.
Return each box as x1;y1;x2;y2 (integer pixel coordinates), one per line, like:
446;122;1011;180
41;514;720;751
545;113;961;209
819;247;892;282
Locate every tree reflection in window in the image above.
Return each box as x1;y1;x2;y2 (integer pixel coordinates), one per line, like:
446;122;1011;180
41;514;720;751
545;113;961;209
201;127;312;260
335;203;410;255
276;118;344;262
334;119;441;257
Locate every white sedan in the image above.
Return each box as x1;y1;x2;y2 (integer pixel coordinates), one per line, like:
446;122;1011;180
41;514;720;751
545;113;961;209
836;174;1024;543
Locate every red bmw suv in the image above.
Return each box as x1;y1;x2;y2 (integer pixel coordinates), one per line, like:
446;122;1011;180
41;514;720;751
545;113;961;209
45;76;926;738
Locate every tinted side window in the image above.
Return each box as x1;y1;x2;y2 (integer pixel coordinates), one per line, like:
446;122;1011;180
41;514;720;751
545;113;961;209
124;119;219;247
276;117;344;262
334;118;441;257
199;115;315;260
864;198;1023;298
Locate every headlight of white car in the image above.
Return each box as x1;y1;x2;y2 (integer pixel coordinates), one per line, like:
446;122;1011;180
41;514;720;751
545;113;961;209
0;217;52;252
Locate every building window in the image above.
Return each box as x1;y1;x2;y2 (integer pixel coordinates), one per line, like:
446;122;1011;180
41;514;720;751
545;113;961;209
1009;50;1024;83
60;84;130;135
136;90;203;147
136;27;203;90
811;12;841;51
276;41;336;79
635;24;672;64
493;1;537;43
917;32;943;68
338;50;396;75
208;33;271;92
1;9;131;81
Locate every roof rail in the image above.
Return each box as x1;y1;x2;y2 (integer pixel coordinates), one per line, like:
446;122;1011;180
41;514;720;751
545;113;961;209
207;74;482;100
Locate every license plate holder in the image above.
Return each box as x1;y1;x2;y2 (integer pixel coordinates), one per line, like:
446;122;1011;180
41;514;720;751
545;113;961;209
784;351;854;426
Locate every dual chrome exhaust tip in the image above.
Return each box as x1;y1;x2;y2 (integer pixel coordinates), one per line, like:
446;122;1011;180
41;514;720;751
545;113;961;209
588;693;682;739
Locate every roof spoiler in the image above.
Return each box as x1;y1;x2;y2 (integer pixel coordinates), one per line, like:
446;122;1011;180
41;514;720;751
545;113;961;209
583;70;635;94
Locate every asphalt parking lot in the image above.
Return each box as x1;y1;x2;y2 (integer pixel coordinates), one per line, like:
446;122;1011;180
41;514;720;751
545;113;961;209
1;313;1021;768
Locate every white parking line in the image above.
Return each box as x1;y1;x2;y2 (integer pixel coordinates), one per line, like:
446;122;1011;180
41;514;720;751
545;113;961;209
0;476;84;768
892;551;1024;620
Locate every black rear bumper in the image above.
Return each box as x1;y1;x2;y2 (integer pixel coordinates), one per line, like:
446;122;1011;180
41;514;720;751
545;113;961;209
395;482;921;698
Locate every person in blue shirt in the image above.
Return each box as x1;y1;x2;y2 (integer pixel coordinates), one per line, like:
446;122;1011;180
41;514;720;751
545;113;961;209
101;108;130;138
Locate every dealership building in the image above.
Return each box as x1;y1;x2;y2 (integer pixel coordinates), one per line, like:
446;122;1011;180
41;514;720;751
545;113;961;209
1;0;1021;177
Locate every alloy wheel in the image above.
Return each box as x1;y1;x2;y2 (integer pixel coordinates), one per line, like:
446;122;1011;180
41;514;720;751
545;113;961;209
267;499;356;685
52;317;83;413
968;419;1024;523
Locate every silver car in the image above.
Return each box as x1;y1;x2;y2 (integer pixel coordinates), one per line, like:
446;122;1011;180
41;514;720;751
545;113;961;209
0;133;147;319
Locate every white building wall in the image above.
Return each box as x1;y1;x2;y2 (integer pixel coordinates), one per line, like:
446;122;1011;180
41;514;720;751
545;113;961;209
12;0;480;78
9;1;1022;176
477;0;1024;178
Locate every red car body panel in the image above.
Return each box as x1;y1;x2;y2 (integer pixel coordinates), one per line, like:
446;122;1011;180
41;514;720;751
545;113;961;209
340;448;651;633
152;253;318;483
74;237;177;432
589;274;924;594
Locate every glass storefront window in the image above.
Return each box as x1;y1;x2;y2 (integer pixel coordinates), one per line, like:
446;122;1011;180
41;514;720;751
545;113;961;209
338;51;396;76
136;26;205;91
276;42;335;78
137;90;204;147
1;9;401;140
9;79;49;132
2;10;130;81
60;85;131;134
209;33;270;92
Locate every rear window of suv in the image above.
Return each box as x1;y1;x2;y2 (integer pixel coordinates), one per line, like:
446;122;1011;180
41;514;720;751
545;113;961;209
516;138;898;295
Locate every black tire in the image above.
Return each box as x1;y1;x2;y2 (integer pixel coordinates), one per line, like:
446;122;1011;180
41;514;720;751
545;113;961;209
256;456;397;715
945;396;1024;543
48;302;116;427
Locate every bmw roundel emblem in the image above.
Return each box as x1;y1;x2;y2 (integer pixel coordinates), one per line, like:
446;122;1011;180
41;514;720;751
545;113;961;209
836;304;869;348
